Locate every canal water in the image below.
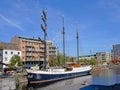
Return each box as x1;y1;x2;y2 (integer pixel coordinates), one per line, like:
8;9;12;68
2;68;120;90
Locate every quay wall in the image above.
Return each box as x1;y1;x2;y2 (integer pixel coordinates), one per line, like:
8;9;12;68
91;65;108;73
0;77;16;90
91;64;120;73
0;70;28;90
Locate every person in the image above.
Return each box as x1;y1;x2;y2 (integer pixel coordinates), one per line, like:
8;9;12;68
84;80;88;85
81;80;88;85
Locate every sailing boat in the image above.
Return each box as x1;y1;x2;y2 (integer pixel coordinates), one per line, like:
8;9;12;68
26;12;92;84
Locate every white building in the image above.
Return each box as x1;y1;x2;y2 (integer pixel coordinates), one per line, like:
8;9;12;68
96;52;111;62
0;42;21;68
47;41;57;57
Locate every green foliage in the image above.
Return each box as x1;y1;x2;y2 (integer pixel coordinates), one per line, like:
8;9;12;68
88;58;96;65
49;53;64;66
9;55;23;70
49;55;57;66
0;45;3;49
49;53;73;67
49;54;106;66
66;56;74;62
57;53;65;66
80;58;97;65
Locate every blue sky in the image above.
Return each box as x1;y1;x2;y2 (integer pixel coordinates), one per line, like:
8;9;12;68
0;0;120;56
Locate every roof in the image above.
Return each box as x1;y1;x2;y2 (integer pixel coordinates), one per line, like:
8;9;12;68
17;36;44;42
0;42;20;50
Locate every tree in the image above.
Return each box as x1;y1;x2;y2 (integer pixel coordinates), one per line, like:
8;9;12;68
88;58;96;65
49;53;75;67
57;53;64;66
0;45;2;49
9;55;23;70
49;55;57;66
80;58;97;65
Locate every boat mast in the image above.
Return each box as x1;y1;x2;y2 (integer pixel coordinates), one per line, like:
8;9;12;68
76;24;79;63
62;16;65;65
41;9;47;70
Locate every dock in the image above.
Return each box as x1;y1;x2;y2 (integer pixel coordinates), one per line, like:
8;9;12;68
0;77;16;90
0;68;28;90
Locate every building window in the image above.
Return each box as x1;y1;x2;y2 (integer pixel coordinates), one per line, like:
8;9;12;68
5;51;7;54
11;52;13;54
0;58;1;62
0;52;2;56
5;57;7;61
18;52;20;55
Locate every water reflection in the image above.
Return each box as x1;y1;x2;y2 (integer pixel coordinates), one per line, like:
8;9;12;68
92;68;120;86
16;83;27;90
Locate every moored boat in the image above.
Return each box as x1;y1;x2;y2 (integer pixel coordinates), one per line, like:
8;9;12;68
27;65;92;84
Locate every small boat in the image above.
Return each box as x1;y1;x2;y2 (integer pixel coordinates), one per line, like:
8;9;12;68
26;11;92;84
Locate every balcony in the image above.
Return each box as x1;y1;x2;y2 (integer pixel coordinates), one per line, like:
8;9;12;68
26;53;34;56
26;57;35;61
40;45;44;48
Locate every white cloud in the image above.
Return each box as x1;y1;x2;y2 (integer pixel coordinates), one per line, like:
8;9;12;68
0;14;24;31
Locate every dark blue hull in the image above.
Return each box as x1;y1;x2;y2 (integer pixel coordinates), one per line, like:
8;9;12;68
27;70;91;84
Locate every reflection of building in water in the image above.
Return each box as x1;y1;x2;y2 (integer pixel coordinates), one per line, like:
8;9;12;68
16;82;28;90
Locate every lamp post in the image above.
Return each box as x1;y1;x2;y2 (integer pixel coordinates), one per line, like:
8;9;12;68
41;10;47;70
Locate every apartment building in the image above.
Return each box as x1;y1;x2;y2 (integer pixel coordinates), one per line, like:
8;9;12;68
0;42;21;68
47;41;57;58
11;36;57;66
96;52;111;62
112;44;120;60
11;36;46;65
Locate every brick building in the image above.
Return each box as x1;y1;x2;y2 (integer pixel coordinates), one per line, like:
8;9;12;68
11;36;57;67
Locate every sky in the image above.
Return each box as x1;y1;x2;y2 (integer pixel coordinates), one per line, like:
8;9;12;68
0;0;120;57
